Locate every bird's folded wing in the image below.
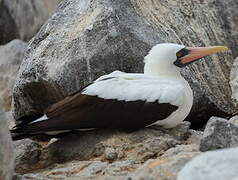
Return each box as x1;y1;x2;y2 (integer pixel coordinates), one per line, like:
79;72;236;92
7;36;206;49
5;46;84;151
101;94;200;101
14;74;184;133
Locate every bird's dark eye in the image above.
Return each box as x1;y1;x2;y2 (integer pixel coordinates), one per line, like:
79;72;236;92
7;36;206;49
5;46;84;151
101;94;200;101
176;48;189;58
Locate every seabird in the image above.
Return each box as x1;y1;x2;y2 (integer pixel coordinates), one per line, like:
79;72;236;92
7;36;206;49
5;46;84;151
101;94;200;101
11;43;228;140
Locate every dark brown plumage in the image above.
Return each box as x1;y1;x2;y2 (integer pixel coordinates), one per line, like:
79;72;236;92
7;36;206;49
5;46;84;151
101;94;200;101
11;92;178;140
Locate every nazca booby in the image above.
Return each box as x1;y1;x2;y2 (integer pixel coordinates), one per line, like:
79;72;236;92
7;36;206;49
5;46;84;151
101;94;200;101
11;43;228;140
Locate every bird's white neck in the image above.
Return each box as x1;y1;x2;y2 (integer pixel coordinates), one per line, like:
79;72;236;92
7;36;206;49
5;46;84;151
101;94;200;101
144;62;182;79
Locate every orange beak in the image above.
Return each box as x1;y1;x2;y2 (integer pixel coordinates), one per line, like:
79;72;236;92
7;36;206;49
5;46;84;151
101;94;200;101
180;46;228;65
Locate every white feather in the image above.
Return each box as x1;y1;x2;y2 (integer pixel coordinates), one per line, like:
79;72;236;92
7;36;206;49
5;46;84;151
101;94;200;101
82;71;186;106
29;114;48;124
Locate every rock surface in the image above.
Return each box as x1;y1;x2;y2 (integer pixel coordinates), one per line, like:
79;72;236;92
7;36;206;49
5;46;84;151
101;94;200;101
230;56;238;101
0;0;48;44
43;0;60;15
0;39;27;111
14;139;42;174
199;116;238;152
128;150;200;180
12;0;238;128
177;147;238;180
229;115;238;126
0;99;14;180
47;122;190;164
13;122;202;179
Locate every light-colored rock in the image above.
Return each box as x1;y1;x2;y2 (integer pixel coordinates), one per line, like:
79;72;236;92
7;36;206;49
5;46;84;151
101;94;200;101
43;0;60;16
186;129;203;145
199;116;238;152
14;139;42;173
12;122;198;179
5;111;16;129
46;122;189;164
0;99;14;180
12;0;238;128
15;160;138;179
12;122;189;176
104;147;118;161
229;115;238;126
177;147;238;180
105;160;137;176
0;0;48;44
161;144;200;158
0;39;27;111
230;57;238;102
15;144;200;179
128;151;200;180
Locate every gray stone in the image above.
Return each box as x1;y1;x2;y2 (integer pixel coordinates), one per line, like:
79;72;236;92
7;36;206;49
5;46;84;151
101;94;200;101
12;0;238;128
0;99;14;180
230;57;238;102
229;115;238;126
161;144;200;158
14;139;42;173
186;129;203;145
0;0;19;45
15;160;137;179
0;39;27;111
128;151;200;180
11;122;197;179
46;123;189;164
0;0;48;44
200;116;238;152
13;142;200;179
104;147;118;161
43;0;60;16
105;160;138;176
177;147;238;180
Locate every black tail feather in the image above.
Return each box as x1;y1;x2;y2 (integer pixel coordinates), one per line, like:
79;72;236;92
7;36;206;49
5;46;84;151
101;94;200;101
10;127;31;141
11;131;31;141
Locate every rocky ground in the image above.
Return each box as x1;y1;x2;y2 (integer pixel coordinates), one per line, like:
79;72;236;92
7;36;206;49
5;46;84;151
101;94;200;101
1;0;238;180
6;115;238;180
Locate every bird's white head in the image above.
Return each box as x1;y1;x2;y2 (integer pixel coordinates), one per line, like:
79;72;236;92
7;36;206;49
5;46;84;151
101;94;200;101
144;43;228;78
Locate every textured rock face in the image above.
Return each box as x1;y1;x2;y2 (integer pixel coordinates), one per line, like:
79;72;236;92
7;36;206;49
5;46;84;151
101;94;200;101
47;122;190;164
177;147;238;180
128;150;200;180
14;139;42;173
230;56;238;101
229;115;238;126
0;0;48;44
0;99;14;180
12;0;238;128
199;116;238;152
0;39;27;111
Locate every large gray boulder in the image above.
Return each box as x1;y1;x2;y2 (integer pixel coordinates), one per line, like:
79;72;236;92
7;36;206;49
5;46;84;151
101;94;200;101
200;116;238;152
177;147;238;180
12;0;238;128
0;0;48;44
0;99;14;180
0;39;27;111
